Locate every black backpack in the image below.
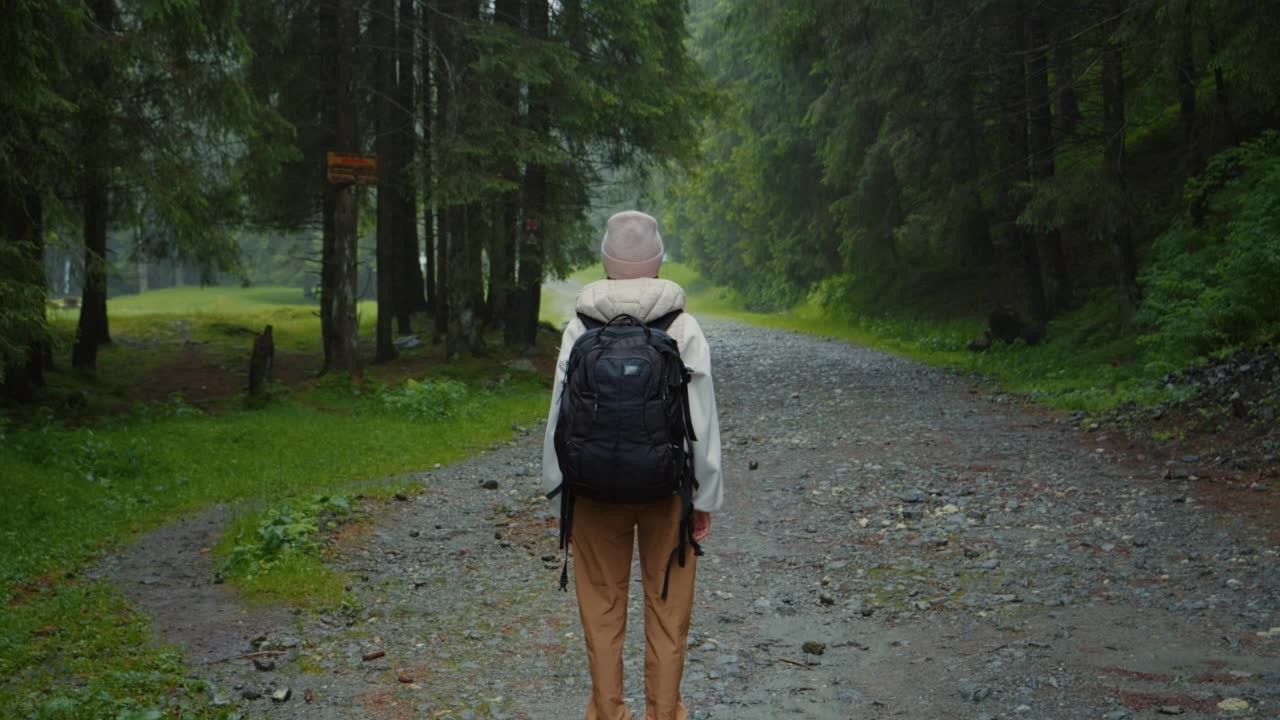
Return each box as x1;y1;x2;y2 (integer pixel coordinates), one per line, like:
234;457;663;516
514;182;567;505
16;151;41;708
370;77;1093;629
549;311;702;599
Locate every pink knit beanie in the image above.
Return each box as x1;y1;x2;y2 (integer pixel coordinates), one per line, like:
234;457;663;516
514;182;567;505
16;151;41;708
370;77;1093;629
601;210;664;280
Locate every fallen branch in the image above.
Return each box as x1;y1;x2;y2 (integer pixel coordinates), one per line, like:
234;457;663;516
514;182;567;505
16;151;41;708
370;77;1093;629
779;658;813;670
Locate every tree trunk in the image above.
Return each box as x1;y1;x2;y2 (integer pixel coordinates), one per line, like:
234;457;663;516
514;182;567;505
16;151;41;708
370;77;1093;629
998;1;1047;325
320;191;336;370
1206;20;1237;146
394;0;423;329
72;166;111;370
490;191;518;330
319;0;338;372
327;0;363;377
2;182;47;402
439;0;483;356
460;1;484;354
466;201;485;336
429;0;452;343
1174;0;1200;169
420;0;438;322
948;74;991;266
135;211;149;294
1027;8;1071;315
71;0;115;372
247;325;275;407
509;0;549;348
444;205;468;357
487;0;521;335
1052;33;1081;136
1103;0;1140;319
374;0;399;362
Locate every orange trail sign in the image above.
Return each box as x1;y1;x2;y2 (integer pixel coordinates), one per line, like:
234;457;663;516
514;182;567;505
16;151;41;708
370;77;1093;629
327;152;378;185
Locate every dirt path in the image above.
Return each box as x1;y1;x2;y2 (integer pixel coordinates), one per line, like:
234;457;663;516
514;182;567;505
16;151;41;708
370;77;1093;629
108;318;1279;719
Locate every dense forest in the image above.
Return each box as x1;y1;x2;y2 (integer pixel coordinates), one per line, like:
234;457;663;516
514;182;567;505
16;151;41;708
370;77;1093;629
3;0;1280;405
668;0;1280;367
0;0;706;401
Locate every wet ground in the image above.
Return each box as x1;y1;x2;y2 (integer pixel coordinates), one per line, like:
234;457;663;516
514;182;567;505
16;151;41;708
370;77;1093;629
101;317;1279;719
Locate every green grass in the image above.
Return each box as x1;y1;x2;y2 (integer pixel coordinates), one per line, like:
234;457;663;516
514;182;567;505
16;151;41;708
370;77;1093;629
0;583;231;720
2;287;554;718
1;385;545;584
51;285;376;355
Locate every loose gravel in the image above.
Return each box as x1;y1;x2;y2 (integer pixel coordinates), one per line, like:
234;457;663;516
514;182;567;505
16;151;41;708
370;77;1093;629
106;318;1279;720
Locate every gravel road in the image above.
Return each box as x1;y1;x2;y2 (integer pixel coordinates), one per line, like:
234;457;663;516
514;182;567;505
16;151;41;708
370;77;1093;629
106;317;1279;720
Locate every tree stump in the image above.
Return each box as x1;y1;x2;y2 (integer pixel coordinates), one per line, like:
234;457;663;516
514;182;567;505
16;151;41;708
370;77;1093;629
247;325;274;407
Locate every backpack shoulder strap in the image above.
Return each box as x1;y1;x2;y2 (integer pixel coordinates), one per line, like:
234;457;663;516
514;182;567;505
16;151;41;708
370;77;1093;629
647;309;684;332
577;312;605;330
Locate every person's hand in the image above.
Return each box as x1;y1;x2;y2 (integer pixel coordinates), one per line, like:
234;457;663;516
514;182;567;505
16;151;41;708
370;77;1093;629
693;511;711;542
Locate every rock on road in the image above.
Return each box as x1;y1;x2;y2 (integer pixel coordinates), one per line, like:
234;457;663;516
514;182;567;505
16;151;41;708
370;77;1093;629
109;318;1279;720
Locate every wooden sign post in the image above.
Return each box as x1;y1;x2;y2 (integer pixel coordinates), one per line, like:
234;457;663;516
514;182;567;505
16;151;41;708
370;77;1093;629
327;152;379;185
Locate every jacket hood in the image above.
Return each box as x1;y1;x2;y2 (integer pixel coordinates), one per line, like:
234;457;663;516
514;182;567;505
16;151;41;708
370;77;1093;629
575;278;686;324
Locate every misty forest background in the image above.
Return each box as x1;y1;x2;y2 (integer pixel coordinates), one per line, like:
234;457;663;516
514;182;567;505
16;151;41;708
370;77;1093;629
1;0;1279;715
4;0;1280;398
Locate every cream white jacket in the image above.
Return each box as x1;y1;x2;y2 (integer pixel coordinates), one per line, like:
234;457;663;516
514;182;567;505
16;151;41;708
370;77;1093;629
540;278;724;514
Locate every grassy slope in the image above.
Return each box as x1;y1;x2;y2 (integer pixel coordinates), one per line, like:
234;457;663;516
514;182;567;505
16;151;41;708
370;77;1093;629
2;287;551;718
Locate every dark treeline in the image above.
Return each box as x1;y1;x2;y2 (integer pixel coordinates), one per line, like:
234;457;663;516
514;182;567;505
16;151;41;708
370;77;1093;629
668;0;1280;358
0;0;707;400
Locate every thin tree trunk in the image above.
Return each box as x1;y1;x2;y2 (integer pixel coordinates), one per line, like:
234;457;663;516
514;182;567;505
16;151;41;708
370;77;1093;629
509;0;549;348
329;0;362;377
320;191;336;370
135;208;148;294
1174;0;1200;169
1206;21;1236;146
1027;8;1071;314
429;0;451;342
949;73;991;266
73;166;110;368
1103;0;1140;319
460;1;483;353
465;201;485;342
487;0;521;335
396;0;424;326
71;0;115;371
420;0;438;321
445;204;468;357
374;0;399;362
1052;32;1081;136
998;1;1046;325
319;0;339;372
440;0;482;356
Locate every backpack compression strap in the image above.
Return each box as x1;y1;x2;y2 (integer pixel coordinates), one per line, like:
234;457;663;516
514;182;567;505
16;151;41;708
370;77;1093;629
547;482;575;592
661;482;703;601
